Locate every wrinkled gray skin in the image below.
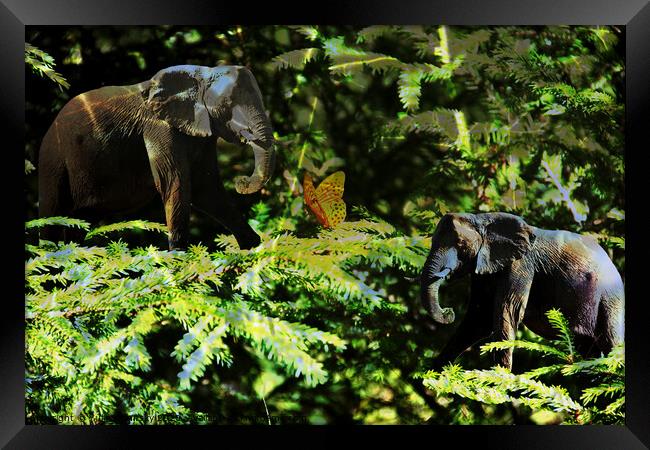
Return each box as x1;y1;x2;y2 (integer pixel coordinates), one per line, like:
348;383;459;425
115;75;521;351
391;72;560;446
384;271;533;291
39;65;275;250
420;212;624;369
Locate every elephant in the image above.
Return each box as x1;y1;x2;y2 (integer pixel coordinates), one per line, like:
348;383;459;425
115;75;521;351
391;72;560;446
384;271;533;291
38;64;275;250
420;212;624;370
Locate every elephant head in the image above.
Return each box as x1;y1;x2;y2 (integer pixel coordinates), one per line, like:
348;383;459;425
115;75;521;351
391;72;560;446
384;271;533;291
420;212;535;324
145;65;275;194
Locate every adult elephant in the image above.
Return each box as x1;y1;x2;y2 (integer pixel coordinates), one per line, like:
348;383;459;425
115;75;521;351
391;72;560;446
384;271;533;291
38;64;275;250
420;212;624;370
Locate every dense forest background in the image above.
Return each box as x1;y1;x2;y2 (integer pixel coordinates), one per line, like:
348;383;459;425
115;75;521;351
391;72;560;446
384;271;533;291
25;25;625;425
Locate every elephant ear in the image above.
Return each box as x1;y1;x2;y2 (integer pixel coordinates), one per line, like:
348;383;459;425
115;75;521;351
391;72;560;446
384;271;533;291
146;69;211;137
475;214;535;274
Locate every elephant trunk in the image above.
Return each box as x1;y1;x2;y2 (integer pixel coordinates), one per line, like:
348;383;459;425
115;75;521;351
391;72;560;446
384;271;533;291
420;268;455;324
234;139;275;194
233;108;276;194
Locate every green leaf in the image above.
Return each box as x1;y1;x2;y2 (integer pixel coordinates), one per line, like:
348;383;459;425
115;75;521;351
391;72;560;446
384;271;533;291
324;37;404;76
289;25;320;41
25;159;36;174
543;104;566;115
26;216;90;230
253;370;285;399
85;220;168;239
271;48;320;70
25;43;70;90
545;309;575;357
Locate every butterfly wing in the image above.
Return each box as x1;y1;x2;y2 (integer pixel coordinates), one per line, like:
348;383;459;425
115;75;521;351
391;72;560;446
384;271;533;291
303;173;330;227
320;198;346;228
315;171;346;228
314;171;345;202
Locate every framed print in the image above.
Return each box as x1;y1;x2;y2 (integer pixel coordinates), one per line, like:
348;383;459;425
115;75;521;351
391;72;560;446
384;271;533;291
2;0;649;447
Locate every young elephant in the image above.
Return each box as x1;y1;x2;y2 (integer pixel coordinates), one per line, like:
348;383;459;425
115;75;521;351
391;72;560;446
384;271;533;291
38;65;275;250
420;212;624;370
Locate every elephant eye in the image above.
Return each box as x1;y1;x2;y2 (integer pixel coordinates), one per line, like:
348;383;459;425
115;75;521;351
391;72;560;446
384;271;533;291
456;237;469;250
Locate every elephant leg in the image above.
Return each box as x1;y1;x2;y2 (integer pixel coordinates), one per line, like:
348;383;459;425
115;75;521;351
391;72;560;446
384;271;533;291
144;126;191;250
491;261;534;369
431;277;495;371
594;292;624;356
190;144;261;250
162;176;191;250
160;174;191;250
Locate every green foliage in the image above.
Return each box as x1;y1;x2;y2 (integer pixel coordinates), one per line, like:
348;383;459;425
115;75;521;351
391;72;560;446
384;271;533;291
25;25;624;424
85;220;168;239
26;217;428;423
25;43;70;90
271;25;622;235
25;216;91;231
25;159;36;174
271;48;321;71
24;43;70;179
422;310;625;424
539;152;589;225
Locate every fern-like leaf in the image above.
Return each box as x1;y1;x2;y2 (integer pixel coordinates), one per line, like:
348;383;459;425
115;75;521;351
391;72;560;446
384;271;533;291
26;216;90;231
480;340;567;359
85;220;168;239
271;48;320;70
25;43;70;90
545;308;575;357
324;37;404;76
288;25;320;41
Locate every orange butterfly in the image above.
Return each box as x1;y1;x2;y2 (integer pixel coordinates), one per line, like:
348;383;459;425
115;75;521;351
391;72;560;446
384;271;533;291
303;171;346;228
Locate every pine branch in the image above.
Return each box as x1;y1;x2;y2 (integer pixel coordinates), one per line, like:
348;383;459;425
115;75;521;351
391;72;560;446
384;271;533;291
85;220;168;239
545;308;575;357
422;309;624;424
480;340;568;360
25;43;70;90
26;216;90;230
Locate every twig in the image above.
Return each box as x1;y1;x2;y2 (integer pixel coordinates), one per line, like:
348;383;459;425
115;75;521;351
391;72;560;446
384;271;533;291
261;394;271;425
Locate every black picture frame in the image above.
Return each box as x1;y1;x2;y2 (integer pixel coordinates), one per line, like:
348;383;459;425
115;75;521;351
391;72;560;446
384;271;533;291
3;0;649;448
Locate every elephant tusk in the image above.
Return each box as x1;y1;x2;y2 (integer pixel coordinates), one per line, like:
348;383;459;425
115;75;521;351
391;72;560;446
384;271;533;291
239;128;256;142
433;267;451;279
